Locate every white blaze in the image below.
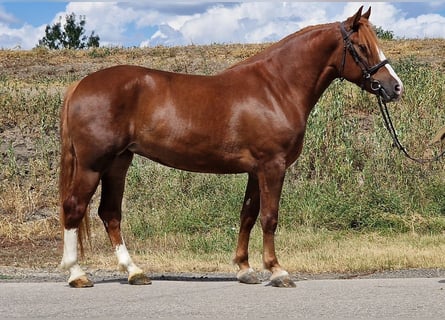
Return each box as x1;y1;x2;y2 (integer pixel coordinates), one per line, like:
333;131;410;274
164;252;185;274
377;47;403;94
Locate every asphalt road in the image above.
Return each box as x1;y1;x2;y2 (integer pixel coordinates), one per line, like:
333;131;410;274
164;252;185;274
1;276;445;319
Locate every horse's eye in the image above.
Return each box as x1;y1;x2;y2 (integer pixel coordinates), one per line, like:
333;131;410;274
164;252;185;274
358;44;368;54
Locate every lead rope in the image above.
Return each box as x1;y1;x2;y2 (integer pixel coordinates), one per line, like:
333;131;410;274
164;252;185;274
377;94;445;164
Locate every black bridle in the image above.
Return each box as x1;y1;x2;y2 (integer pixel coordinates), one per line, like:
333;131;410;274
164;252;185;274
339;22;445;164
339;22;389;95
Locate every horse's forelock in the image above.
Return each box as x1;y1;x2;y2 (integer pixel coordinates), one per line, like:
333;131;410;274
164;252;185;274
357;19;381;64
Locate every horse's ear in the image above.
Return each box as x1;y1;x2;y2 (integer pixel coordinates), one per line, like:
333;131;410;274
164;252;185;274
362;7;371;20
347;6;363;31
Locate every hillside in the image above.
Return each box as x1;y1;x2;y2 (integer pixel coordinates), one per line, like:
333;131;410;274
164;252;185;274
0;39;444;82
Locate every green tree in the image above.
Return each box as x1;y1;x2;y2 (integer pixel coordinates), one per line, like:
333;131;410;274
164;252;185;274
38;13;100;49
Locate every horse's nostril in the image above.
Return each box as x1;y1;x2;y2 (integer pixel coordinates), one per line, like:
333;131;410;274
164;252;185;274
395;84;401;93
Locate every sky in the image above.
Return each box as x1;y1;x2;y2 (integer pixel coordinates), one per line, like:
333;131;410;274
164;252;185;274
0;1;444;49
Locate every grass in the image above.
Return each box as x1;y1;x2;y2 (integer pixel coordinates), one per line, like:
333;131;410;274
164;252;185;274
80;225;445;274
0;39;445;274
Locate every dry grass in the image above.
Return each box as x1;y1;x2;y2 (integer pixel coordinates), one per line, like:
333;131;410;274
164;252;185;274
4;206;444;275
76;224;445;274
276;230;445;273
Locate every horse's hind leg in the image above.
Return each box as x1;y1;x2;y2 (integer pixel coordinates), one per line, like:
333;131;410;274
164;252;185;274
99;151;151;285
60;167;100;288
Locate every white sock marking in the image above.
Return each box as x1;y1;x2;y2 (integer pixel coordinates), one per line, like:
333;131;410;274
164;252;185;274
115;242;143;277
60;228;79;269
60;228;87;282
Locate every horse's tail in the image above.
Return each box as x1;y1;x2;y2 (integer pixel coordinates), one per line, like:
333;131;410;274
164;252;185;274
59;81;90;257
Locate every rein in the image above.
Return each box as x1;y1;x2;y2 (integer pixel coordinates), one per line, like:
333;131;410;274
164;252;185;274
377;94;445;164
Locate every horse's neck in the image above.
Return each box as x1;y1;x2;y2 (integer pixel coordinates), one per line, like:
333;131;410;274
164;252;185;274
232;23;341;110
276;24;340;104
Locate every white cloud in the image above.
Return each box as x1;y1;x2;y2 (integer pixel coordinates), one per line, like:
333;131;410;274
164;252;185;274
0;5;42;48
63;2;145;46
348;2;445;39
392;14;445;39
340;2;402;25
155;2;337;45
0;22;44;49
147;2;445;47
0;2;444;50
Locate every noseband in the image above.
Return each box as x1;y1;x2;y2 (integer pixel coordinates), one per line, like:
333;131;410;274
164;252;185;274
339;22;388;93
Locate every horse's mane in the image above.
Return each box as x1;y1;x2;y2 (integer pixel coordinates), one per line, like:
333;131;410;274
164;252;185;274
226;18;379;70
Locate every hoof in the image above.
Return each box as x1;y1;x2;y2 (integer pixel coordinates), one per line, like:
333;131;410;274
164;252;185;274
237;268;261;284
69;275;94;288
269;272;296;288
129;273;152;285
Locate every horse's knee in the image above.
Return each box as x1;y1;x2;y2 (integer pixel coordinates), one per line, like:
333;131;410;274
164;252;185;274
260;212;278;233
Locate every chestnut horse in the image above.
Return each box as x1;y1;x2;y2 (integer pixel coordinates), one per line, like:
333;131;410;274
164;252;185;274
60;7;402;288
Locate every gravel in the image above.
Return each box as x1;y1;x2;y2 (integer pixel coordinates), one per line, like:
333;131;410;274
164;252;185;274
2;266;445;284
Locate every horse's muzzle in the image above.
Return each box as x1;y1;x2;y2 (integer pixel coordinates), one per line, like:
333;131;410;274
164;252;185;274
371;79;402;102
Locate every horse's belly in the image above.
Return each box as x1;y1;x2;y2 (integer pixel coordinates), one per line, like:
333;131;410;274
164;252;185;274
129;140;254;174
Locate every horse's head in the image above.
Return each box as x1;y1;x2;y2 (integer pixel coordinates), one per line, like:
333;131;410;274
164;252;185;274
339;6;403;102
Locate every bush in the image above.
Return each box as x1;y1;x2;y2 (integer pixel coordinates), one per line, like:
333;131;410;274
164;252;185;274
374;26;395;40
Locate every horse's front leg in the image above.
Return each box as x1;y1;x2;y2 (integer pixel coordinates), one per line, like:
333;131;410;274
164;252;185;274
99;152;151;285
258;159;296;288
234;174;261;284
